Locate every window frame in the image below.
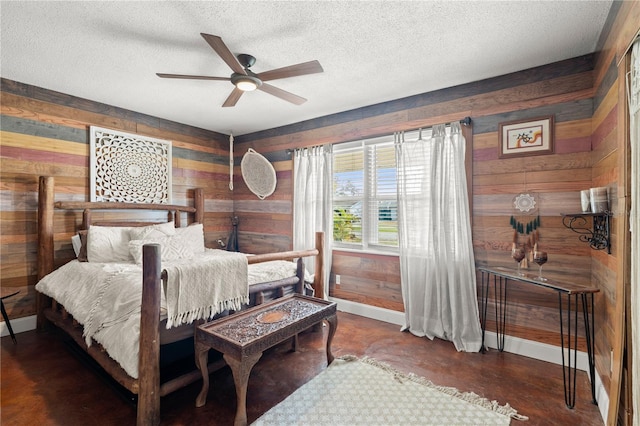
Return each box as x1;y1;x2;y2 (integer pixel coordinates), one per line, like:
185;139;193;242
332;135;399;253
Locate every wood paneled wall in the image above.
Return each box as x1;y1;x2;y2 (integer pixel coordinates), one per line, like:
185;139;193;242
231;150;293;254
0;79;232;320
590;1;639;423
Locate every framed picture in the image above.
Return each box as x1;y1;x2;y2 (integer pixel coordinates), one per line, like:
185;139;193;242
498;115;554;158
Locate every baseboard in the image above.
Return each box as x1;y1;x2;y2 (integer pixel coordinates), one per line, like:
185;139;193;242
1;315;37;338
484;331;593;371
331;297;608;424
594;371;609;423
330;297;405;326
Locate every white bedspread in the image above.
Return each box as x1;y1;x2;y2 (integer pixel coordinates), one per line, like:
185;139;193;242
35;251;303;379
37;261;145;378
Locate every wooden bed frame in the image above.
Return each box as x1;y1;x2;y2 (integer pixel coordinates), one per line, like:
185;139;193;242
36;176;325;425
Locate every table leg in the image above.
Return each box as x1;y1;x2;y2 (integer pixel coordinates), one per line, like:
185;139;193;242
195;341;211;408
479;271;489;352
325;314;338;364
224;352;262;426
479;272;507;352
494;275;507;352
1;293;19;344
581;293;598;405
558;293;579;409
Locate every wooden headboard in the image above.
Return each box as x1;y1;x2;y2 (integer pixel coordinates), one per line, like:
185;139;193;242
36;176;204;280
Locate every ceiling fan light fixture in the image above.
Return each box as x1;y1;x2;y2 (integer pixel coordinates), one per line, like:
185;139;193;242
236;80;258;91
232;74;261;91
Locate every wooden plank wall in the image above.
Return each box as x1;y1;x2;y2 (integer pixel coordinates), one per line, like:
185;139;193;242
231;149;293;254
0;79;232;320
591;2;639;424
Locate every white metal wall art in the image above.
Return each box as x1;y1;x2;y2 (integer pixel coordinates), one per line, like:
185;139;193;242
241;148;276;199
90;127;172;203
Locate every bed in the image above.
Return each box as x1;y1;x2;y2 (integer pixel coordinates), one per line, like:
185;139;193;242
35;176;326;425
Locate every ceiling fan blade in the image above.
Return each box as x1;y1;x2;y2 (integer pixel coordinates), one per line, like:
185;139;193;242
258;83;307;105
222;87;244;107
156;73;230;81
257;60;324;82
200;33;246;75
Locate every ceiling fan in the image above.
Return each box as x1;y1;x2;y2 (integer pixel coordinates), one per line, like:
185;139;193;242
157;33;324;107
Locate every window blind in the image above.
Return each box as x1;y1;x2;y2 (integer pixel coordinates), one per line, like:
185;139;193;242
333;135;398;250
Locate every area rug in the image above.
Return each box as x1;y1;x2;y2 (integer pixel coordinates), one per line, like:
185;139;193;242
253;355;527;425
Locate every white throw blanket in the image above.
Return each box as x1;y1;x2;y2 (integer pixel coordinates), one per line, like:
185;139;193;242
164;250;248;328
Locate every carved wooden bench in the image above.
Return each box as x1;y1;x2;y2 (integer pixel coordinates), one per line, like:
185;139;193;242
195;294;337;426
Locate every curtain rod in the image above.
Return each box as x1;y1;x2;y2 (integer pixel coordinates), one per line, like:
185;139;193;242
285;116;472;155
460;116;472;126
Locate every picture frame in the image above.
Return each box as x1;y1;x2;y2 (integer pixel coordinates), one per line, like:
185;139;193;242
498;115;554;158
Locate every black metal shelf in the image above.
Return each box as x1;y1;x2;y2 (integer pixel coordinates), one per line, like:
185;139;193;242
561;212;611;254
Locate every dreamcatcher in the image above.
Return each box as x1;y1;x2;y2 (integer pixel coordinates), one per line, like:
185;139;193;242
510;193;541;266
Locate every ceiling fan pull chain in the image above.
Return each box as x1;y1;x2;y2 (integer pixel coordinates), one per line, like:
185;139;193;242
229;133;234;191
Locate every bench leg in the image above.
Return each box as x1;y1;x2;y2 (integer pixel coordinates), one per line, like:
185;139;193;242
195;342;210;407
325;314;338;364
224;352;262;426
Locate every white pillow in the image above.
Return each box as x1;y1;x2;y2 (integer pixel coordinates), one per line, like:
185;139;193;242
129;221;176;240
87;226;134;263
129;235;195;264
175;223;205;253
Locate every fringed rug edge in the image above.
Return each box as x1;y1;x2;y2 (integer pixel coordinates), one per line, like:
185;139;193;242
337;354;529;422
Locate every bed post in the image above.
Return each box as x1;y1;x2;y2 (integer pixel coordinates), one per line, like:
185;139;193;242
314;232;325;299
194;188;204;225
82;209;92;230
138;243;162;426
295;258;305;295
37;176;54;329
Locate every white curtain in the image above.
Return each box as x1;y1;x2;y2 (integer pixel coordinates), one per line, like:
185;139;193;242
396;122;482;352
627;38;640;426
293;146;333;299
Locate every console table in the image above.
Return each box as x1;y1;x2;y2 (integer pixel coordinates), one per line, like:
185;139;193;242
195;294;338;426
477;266;599;409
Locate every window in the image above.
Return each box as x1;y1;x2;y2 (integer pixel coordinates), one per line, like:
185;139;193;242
333;135;398;251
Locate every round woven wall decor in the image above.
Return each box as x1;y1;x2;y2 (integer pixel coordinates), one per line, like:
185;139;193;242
241;148;277;199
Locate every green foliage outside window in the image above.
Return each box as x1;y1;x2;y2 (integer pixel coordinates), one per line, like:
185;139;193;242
333;208;359;242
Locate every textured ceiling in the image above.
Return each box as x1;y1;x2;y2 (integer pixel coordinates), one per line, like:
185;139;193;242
1;1;612;136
